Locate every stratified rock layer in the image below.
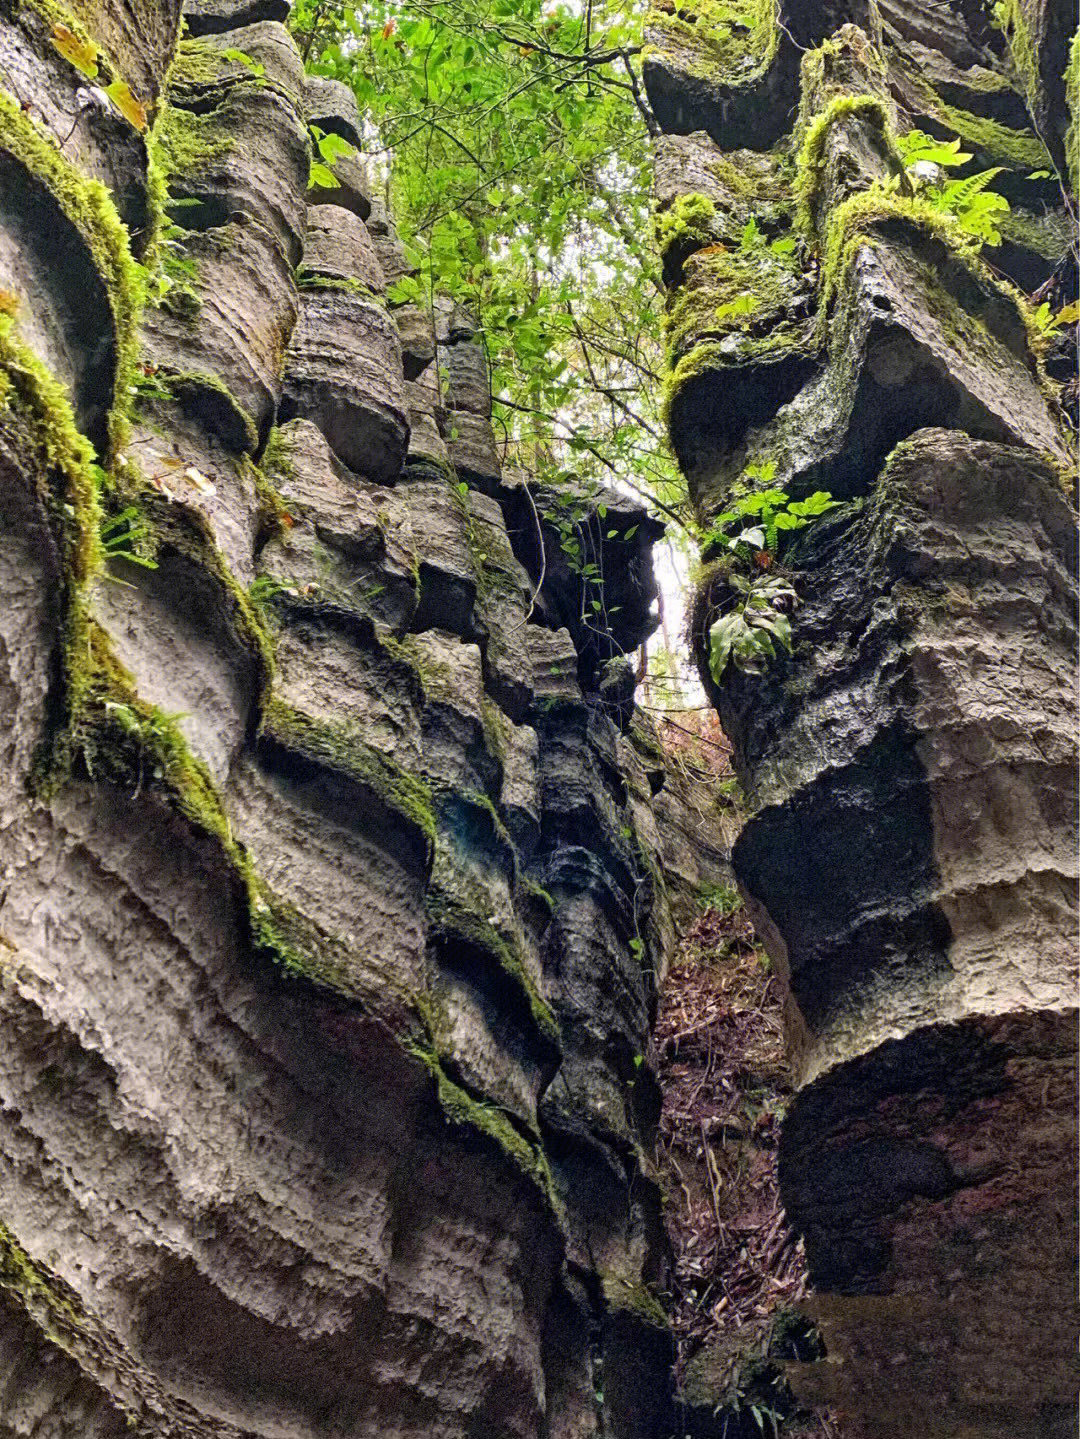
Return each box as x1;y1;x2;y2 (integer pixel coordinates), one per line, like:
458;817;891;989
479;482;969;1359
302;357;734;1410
647;1;1078;1434
0;2;692;1434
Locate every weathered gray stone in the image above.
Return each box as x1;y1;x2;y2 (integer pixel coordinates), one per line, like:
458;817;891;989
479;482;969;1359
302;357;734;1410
526;626;581;706
397;474;478;636
305;146;373;220
466;490;535;721
281;290;409;483
405;631;502;803
0;149;118;453
730;231;1073;508
182;0;291;36
142;217;298;448
89;546;258;784
0;4;683;1430
435;300;482;344
300;204;385;291
394;303;437;378
0;10;157;249
260;419;419;629
130;393;260;581
653;131;793;281
169;21;304;105
365;198;415;282
641;6;799;152
160;82;310;266
500;720;541;859
444;408;504;489
264;418;383;552
302;73;363;148
404;376;450;467
440;337;491;415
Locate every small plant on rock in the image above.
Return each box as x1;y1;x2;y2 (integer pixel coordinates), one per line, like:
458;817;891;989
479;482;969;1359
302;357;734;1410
100;507;158;570
701;465;838;684
893;130;1011;247
708;571;799;681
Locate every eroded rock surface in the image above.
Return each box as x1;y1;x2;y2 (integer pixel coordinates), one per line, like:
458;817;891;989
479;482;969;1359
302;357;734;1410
647;2;1078;1434
0;3;704;1434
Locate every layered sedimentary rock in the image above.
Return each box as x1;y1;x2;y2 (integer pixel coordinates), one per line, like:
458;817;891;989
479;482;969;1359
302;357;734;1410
647;1;1078;1434
0;3;691;1434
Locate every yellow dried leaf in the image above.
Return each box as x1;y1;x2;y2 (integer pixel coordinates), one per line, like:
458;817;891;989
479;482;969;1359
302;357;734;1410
50;23;99;78
105;79;147;132
0;290;20;317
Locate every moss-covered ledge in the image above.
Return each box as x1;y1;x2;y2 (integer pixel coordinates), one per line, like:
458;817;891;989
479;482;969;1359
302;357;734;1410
0;89;147;452
257;696;438;859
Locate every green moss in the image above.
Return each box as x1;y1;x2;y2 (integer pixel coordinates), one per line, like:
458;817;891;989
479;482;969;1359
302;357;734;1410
997;204;1073;260
447;478;522;602
479;692;510;765
152;368;259;452
0;315;115;794
660;339;726;426
822;192;1061;408
296;269;380;301
654;192;717;259
997;0;1039;113
0;315;103;584
645;0;777;86
57;615;236;865
261;425;297;483
663;244;808;364
259;697;437;854
405;1042;565;1221
933;102;1049;170
250;454;294;544
246;881;426;1019
628;718;666;768
158;282;201;320
521;875;555;916
380;630;453;700
819;186;982;316
0;91;145;455
794;92;894;236
705;147;792;205
0;1220;87;1353
149;494;276;680
896;57;1051;171
152;98;234;180
459;785;516;861
426;886;559;1047
169;36;267;94
660;288;815;427
601;1273;670;1330
169;35;232;89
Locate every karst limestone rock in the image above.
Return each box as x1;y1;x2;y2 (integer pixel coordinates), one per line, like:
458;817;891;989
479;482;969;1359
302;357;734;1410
0;2;700;1433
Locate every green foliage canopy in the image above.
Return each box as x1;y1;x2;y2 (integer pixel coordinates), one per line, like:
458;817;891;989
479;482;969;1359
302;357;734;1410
292;0;687;521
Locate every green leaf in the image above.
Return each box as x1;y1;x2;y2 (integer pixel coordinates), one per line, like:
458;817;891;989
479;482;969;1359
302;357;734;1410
309;161;340;189
739;216;763;251
715;292;759;323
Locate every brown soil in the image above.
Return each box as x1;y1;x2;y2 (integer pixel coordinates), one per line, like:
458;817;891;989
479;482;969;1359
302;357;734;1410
655;900;841;1438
